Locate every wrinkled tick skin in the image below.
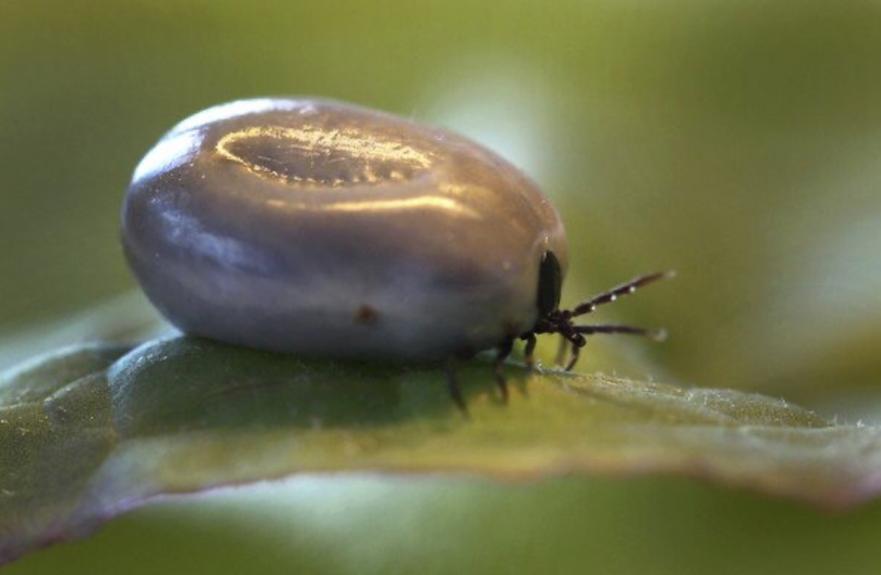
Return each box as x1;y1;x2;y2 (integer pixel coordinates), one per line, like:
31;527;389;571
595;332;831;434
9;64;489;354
122;98;670;410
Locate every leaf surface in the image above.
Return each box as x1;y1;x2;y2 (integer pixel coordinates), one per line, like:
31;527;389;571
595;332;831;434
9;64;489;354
3;337;880;563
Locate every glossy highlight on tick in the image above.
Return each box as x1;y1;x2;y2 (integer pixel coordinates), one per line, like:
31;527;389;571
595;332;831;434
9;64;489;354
121;98;671;412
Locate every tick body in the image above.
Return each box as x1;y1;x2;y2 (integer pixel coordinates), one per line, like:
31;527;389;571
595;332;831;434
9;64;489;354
123;98;668;398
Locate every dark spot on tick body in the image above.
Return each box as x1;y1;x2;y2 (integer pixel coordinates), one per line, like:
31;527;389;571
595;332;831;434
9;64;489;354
354;305;379;325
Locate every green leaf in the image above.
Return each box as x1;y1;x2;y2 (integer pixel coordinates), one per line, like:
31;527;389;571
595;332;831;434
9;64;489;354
2;336;881;564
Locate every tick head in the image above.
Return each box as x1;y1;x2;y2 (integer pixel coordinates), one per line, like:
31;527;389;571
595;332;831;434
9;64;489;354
526;262;673;371
536;250;563;318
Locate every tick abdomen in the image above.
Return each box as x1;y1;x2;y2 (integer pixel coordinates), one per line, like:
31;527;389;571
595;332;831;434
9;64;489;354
122;98;568;360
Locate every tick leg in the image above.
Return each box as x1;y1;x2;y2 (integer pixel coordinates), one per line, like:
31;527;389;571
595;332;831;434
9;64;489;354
565;344;580;372
555;334;568;367
568;271;675;318
573;324;667;341
565;335;587;372
521;333;537;370
445;358;469;417
493;338;514;402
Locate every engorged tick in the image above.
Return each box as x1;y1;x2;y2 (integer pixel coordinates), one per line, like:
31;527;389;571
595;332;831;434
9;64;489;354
121;98;672;413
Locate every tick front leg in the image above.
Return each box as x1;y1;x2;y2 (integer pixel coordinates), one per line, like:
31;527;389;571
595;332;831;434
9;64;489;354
568;271;675;318
555;334;568;367
565;334;587;372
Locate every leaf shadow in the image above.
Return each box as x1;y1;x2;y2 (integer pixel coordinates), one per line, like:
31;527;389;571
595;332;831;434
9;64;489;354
107;336;524;437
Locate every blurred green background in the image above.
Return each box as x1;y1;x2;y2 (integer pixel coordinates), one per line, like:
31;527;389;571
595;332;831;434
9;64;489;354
3;0;881;573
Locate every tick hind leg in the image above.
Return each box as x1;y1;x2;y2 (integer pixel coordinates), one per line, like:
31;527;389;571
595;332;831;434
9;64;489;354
493;337;515;402
444;358;469;417
443;338;514;415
